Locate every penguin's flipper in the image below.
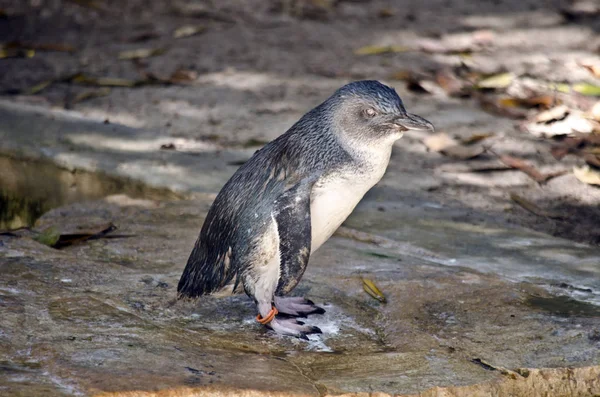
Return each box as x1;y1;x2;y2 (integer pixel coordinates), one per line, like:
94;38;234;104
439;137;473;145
274;177;314;296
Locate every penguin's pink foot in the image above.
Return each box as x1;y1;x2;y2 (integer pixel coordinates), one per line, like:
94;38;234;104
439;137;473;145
269;316;322;340
274;296;325;318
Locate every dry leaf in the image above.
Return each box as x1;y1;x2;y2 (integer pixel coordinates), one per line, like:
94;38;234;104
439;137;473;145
580;63;600;78
169;69;198;84
423;133;485;159
461;133;494;145
442;145;485;160
71;87;111;104
5;41;75;53
378;8;395;18
354;45;410;56
478;95;528;119
497;154;565;183
0;48;34;59
573;165;600;185
423;133;456;152
510;193;563;219
534;105;569;123
583;154;600;168
498;95;555;109
118;47;166;60
524;107;600;137
362;278;387;303
51;223;118;249
72;74;137;87
435;69;468;97
589;102;600;121
173;25;206;39
476;73;514;89
26;79;54;95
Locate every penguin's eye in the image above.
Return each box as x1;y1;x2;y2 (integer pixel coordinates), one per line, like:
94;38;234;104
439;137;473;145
364;108;377;118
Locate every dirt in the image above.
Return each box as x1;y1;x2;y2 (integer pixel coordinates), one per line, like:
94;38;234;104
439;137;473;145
1;0;600;246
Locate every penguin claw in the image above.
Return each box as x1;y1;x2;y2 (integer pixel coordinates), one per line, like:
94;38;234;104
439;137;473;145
269;317;322;338
273;296;326;317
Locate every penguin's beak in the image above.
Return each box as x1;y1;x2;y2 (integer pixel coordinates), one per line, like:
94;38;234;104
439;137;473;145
393;113;435;133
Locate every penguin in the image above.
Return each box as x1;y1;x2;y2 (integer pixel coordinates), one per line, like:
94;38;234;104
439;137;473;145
178;80;434;339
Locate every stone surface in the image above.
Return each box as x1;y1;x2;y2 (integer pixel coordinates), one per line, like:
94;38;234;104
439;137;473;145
1;185;600;396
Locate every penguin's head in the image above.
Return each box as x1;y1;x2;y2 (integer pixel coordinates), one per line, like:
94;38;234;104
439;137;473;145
331;80;434;142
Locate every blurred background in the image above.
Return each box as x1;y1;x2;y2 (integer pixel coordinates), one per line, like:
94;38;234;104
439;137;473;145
1;0;600;244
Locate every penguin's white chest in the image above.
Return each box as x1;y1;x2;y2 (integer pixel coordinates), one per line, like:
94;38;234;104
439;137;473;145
309;163;388;253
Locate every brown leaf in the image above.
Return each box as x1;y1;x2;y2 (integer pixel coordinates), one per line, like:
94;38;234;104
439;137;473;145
573;165;600;186
580;63;600;78
5;41;75;53
442;145;486;160
510;193;564;219
435;68;468;97
550;137;584;160
498;95;556;109
583;153;600;168
71;87;111;104
423;133;485;159
478;95;528;119
52;223;118;249
461;133;494;145
354;45;410;56
118;47;166;60
378;8;395;18
169;69;198;84
497;154;565;183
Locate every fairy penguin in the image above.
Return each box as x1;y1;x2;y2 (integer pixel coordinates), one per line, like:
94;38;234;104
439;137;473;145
178;80;434;339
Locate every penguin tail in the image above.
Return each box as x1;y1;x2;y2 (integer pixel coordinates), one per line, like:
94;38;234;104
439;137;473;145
177;244;235;299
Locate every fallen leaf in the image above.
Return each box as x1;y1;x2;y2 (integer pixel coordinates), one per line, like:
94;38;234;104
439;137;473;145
0;48;34;59
5;41;75;53
423;132;485;159
476;73;514;89
497;154;565;184
169;69;198;84
65;0;107;11
389;70;413;81
118;47;166;60
32;226;61;247
26;79;55;95
51;223;118;249
128;31;160;43
573;165;600;185
435;68;468;97
498;95;555;109
354;45;410;56
573;82;600;97
589;102;600;121
71;87;111;104
173;25;206;38
534;105;569;123
580;63;600;78
526;110;598;137
583;154;600;168
478;95;528;119
362;278;387;303
423;133;456;152
71;74;138;87
477;73;514;90
461;133;494;145
378;8;395;18
510;193;564;219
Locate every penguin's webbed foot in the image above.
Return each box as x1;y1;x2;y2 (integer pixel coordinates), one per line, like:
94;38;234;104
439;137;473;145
269;317;322;340
274;296;326;318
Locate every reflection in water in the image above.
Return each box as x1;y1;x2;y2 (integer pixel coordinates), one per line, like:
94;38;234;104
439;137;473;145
0;155;182;229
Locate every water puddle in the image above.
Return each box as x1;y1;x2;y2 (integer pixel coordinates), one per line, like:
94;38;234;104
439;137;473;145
0;155;182;229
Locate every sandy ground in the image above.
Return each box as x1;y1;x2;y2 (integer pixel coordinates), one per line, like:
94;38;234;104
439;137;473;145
1;0;600;244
